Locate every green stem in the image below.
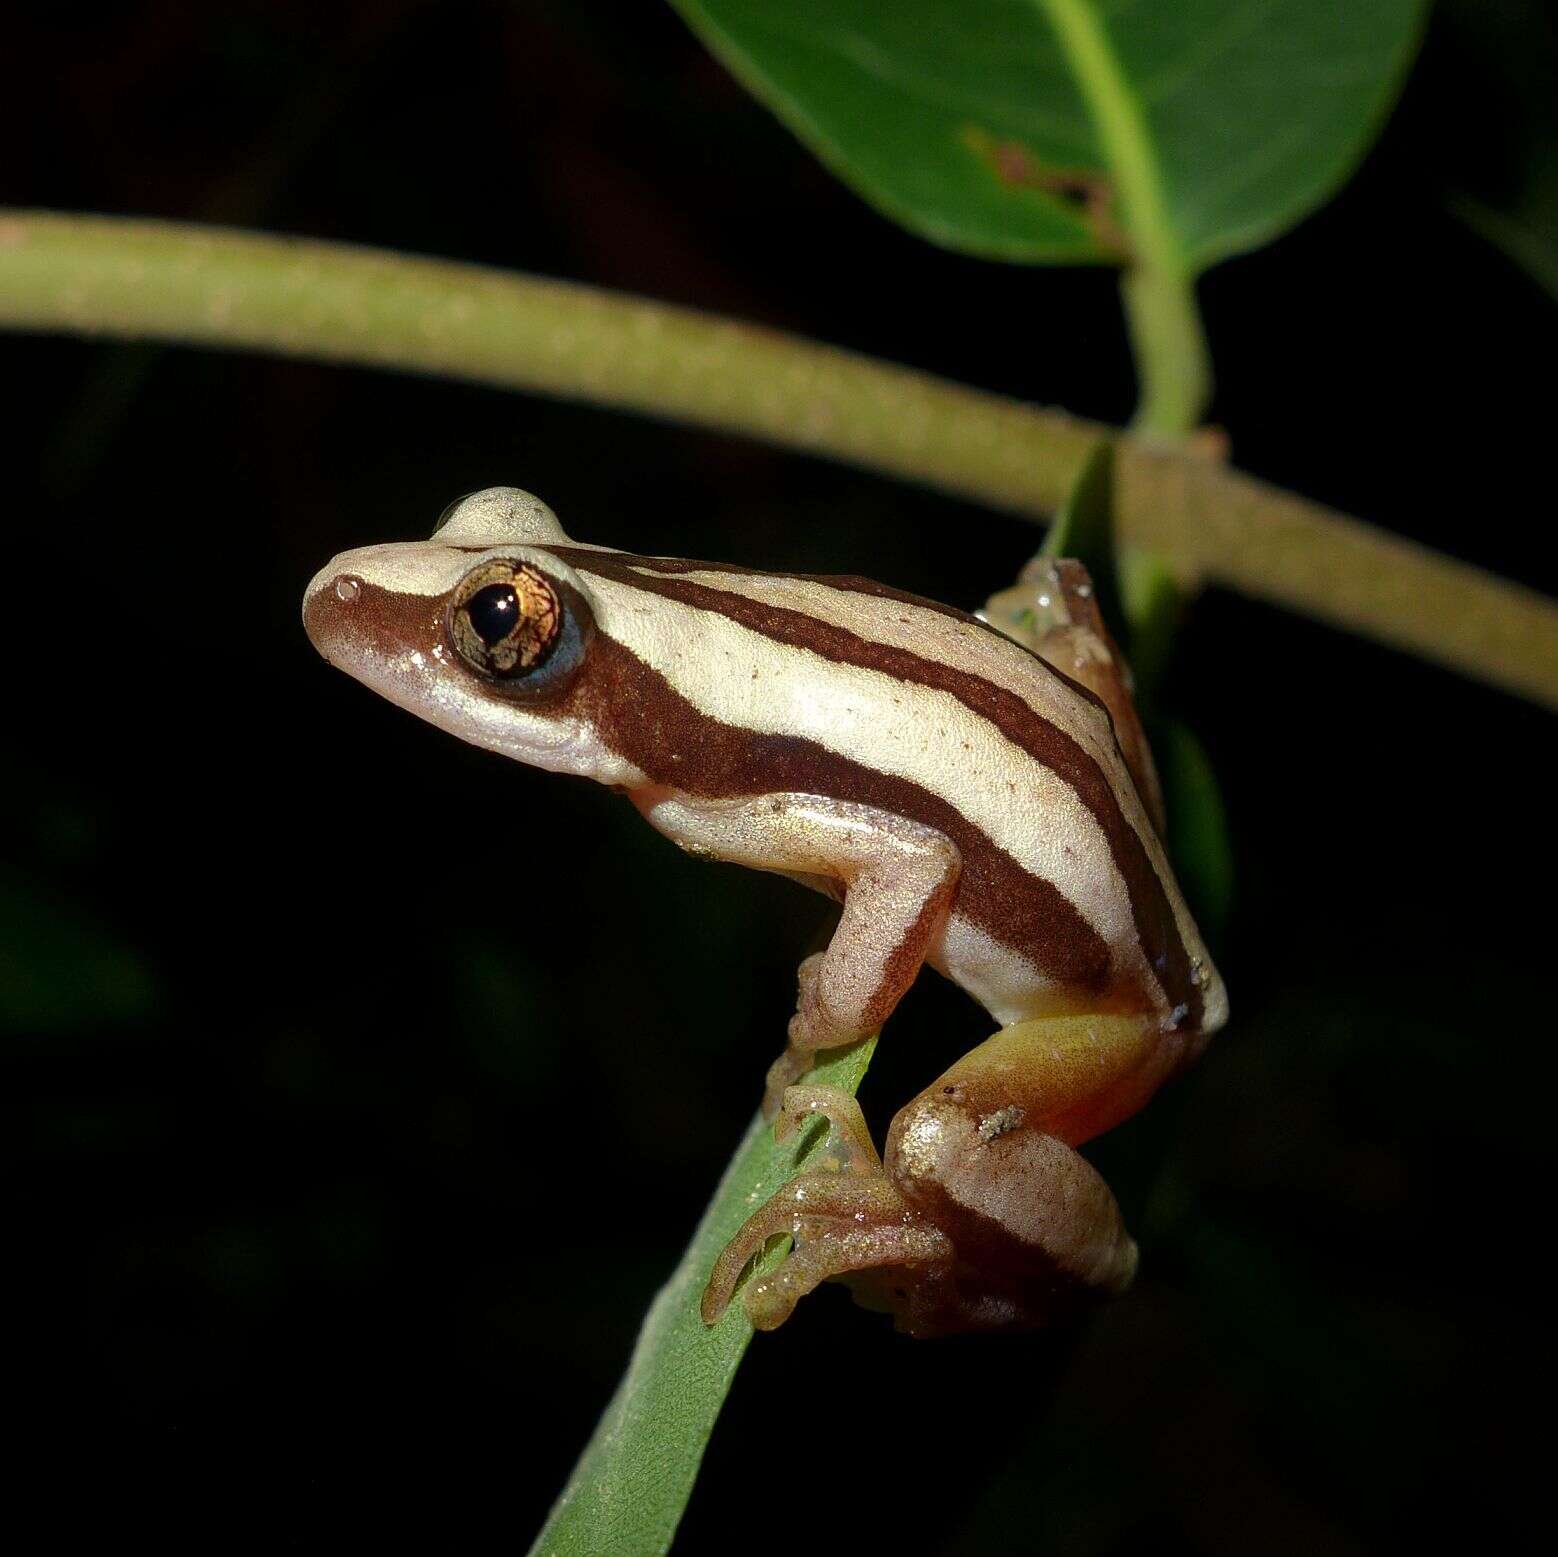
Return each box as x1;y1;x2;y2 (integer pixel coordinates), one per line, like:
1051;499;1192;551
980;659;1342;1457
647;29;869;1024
528;1039;876;1557
1;210;1554;711
1121;263;1211;437
1032;0;1212;435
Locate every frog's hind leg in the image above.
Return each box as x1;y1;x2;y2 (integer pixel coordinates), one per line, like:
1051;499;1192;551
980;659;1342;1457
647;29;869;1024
869;1011;1177;1333
705;1010;1182;1337
983;557;1165;833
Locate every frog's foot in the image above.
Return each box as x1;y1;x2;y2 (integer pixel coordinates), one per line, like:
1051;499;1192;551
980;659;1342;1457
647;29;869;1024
763;952;862;1116
700;1169;951;1332
761;1045;811;1120
771;1083;881;1175
705;1084;958;1331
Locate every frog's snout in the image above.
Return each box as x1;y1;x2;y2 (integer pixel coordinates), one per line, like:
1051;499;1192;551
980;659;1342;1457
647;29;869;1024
302;562;366;666
301;547;461;724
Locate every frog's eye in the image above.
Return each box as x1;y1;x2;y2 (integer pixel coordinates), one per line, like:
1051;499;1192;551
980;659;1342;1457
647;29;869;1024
449;560;560;676
431;492;478;538
446;559;591;697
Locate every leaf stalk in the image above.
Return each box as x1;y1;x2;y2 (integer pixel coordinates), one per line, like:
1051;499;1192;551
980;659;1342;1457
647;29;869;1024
1121;261;1212;437
1032;0;1213;434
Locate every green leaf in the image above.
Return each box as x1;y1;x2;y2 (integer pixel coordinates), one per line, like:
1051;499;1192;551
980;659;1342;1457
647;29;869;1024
1441;0;1558;304
1039;455;1226;935
1154;718;1234;938
1116;544;1183;709
529;1036;877;1557
1043;439;1130;634
667;0;1427;271
1043;444;1188;710
1456;195;1558;303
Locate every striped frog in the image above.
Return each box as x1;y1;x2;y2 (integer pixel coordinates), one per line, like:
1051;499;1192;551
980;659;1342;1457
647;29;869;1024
303;487;1227;1338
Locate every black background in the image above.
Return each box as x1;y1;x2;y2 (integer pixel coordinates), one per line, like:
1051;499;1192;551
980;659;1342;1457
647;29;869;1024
4;3;1554;1552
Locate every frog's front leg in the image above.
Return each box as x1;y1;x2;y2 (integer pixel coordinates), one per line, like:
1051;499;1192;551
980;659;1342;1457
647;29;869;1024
632;791;961;1114
705;1010;1181;1337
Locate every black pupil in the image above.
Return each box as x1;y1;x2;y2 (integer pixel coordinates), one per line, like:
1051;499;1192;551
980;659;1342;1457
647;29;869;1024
466;583;520;647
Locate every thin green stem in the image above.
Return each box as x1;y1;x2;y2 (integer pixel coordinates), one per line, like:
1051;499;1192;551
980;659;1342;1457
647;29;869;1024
1033;0;1212;434
1121;263;1211;437
528;1038;876;1557
1;210;1554;711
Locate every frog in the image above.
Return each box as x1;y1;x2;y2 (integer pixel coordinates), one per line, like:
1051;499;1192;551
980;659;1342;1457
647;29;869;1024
302;487;1227;1338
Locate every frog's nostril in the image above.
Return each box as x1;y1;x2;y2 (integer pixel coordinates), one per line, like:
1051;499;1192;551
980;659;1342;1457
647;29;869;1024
302;567;363;655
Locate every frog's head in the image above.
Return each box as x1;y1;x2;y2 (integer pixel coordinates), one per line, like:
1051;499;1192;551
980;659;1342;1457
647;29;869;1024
303;488;638;783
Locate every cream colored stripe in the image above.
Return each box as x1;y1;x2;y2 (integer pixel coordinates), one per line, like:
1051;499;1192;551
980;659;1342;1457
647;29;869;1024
584;572;1145;960
636;565;1130;802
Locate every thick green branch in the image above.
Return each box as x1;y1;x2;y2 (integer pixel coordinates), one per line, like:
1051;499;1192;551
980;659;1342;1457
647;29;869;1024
2;210;1553;711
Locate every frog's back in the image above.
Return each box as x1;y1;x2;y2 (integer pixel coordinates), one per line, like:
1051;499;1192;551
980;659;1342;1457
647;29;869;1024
546;548;1223;1036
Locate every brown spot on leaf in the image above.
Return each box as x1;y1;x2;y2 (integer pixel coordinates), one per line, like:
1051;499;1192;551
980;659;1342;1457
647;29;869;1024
960;126;1127;259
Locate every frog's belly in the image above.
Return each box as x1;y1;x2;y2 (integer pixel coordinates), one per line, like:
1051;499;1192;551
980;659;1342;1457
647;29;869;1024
929;911;1149;1030
782;872;1155;1029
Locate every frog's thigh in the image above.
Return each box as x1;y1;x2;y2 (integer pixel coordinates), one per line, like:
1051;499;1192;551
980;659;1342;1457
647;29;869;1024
712;1011;1172;1335
876;1012;1170;1325
642;790;960;1047
913;1010;1183;1148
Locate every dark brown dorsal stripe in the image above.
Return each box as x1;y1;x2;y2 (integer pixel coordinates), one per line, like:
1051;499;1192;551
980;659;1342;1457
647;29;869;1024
556;629;1115;995
615;554;1111;717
